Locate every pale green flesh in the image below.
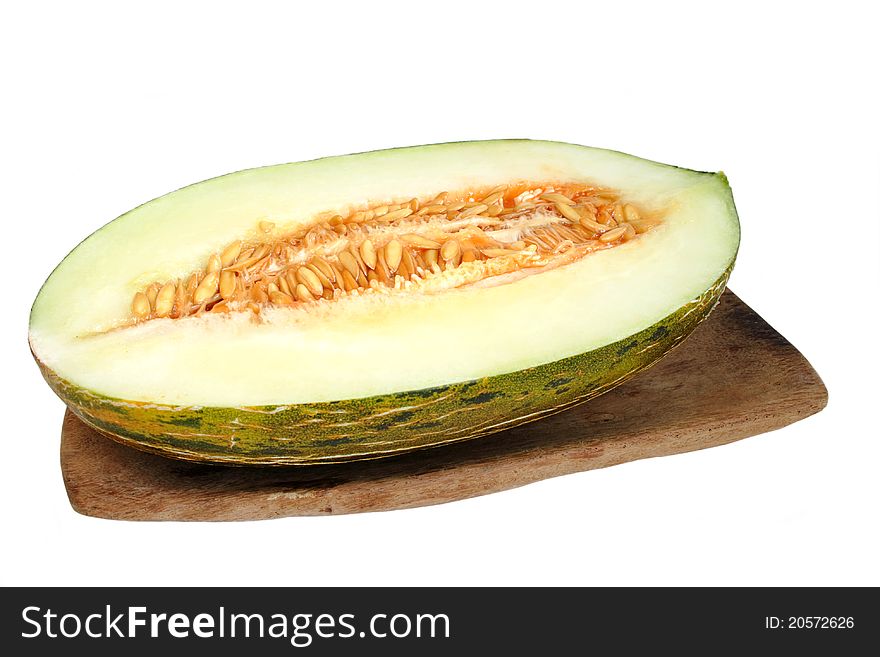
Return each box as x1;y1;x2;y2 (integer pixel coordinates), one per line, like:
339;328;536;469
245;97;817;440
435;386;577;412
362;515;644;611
30;140;740;406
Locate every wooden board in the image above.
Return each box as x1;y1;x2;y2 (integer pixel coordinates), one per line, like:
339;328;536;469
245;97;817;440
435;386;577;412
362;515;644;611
60;291;827;521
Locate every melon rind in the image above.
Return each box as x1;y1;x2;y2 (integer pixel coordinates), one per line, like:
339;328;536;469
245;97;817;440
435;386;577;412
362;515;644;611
36;269;729;465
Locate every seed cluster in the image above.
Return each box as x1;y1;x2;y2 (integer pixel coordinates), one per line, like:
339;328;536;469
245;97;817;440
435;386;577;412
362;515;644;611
130;183;660;321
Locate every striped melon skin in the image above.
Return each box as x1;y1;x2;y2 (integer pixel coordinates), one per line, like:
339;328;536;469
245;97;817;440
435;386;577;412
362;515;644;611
37;271;729;465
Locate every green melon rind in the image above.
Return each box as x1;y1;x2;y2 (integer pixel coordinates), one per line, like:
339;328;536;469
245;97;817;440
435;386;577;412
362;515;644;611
37;269;731;466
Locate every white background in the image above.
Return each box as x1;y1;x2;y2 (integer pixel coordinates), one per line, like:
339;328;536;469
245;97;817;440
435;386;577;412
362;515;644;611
3;1;878;586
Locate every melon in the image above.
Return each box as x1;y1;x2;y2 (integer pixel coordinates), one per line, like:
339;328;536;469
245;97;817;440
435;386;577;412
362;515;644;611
29;140;740;464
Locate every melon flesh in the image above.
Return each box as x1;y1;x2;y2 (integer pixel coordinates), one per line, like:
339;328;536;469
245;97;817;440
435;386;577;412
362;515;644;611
30;140;739;410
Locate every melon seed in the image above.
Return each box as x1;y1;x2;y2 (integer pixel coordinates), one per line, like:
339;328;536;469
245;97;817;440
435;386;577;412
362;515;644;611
341;269;358;292
219;271;236;299
623;204;640;223
206;254;222;273
401;234;441;249
278;273;292;297
338;251;360;278
440;239;461;262
270;290;294;305
482;191;505;206
459;204;489;219
424;249;439;269
555;202;582;223
579;215;608;234
311;256;336;282
382;208;413;223
297;266;324;297
599;225;628;242
307;264;333;289
132;292;150;319
220;240;242;266
193;271;219;305
541;193;575;206
401;247;416;277
145;284;159;311
385;239;403;272
294;284;314;302
359;239;378;270
155;283;176;317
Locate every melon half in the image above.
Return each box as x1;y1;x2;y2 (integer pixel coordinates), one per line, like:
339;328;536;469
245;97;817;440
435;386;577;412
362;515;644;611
29;140;740;464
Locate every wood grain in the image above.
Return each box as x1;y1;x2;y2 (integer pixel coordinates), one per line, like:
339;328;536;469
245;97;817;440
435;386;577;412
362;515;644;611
60;291;827;521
